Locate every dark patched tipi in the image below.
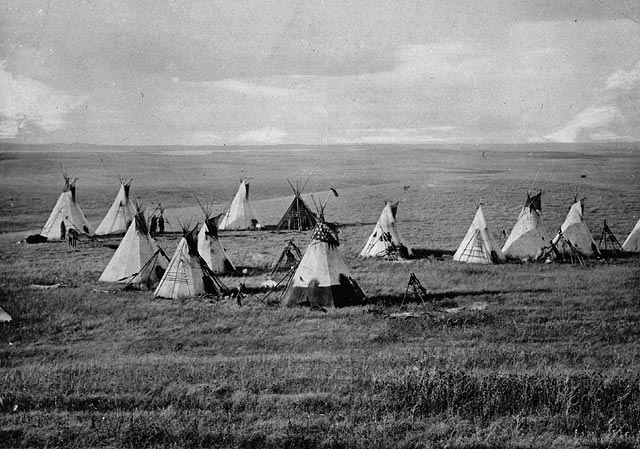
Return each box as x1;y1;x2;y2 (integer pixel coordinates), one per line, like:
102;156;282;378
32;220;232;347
276;179;317;231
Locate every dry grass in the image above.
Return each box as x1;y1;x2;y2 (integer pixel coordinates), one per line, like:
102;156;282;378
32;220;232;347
1;142;640;448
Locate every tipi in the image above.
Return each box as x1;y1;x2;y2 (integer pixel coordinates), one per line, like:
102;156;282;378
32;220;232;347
95;179;135;235
502;191;550;260
551;198;598;257
276;179;317;231
269;240;302;278
597;220;624;257
281;207;365;308
154;226;228;299
218;179;261;230
622;218;640;253
453;205;505;264
360;201;413;259
41;173;94;240
0;305;11;323
197;203;236;273
99;207;169;288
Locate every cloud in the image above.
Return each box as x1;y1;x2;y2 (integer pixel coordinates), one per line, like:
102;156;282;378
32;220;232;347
330;127;457;144
544;106;620;142
606;62;640;91
236;127;288;144
178;131;225;146
0;62;86;138
211;79;300;98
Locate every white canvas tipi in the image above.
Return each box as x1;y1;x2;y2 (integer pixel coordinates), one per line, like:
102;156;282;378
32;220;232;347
218;179;261;230
502;192;550;260
282;214;365;308
454;205;505;264
622;218;640;253
154;227;227;299
197;209;236;273
551;198;598;257
41;174;94;240
95;180;135;235
360;201;413;259
99;208;169;287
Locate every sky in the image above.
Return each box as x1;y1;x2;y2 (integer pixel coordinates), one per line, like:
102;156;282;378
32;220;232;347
1;0;639;145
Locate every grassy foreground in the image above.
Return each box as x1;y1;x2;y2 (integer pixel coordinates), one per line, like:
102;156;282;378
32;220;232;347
1;233;639;448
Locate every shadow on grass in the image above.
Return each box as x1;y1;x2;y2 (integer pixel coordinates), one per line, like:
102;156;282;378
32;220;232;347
367;287;553;306
410;248;455;259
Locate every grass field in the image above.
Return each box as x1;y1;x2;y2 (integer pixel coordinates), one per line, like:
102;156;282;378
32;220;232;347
1;142;640;448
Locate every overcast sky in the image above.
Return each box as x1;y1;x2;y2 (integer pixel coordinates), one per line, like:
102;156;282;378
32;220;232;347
1;0;639;145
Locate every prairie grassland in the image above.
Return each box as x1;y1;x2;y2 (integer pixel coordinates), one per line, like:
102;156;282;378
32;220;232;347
1;143;640;448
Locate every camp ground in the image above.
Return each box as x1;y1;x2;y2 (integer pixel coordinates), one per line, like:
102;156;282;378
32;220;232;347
2;144;639;449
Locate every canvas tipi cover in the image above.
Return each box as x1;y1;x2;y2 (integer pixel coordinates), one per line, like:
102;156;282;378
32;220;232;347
0;305;11;323
41;175;94;240
282;218;365;308
154;227;227;299
95;180;135;235
99;209;169;285
454;205;505;264
551;199;598;257
198;215;235;273
360;201;413;259
502;192;550;260
218;180;261;230
276;179;317;231
622;218;640;253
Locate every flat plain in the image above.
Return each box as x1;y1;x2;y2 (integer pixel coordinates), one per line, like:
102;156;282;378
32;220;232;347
1;142;639;448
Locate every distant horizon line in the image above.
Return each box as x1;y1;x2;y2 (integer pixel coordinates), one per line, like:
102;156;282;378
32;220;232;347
2;140;640;150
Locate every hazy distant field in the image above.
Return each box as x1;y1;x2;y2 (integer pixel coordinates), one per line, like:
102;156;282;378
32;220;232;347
1;142;640;448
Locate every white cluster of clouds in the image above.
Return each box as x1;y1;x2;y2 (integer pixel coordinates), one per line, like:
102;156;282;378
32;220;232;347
544;61;640;143
0;62;86;139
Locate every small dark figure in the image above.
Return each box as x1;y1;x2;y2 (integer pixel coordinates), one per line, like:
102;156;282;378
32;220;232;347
235;282;246;307
60;221;66;240
68;228;79;248
149;215;158;236
158;214;165;234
